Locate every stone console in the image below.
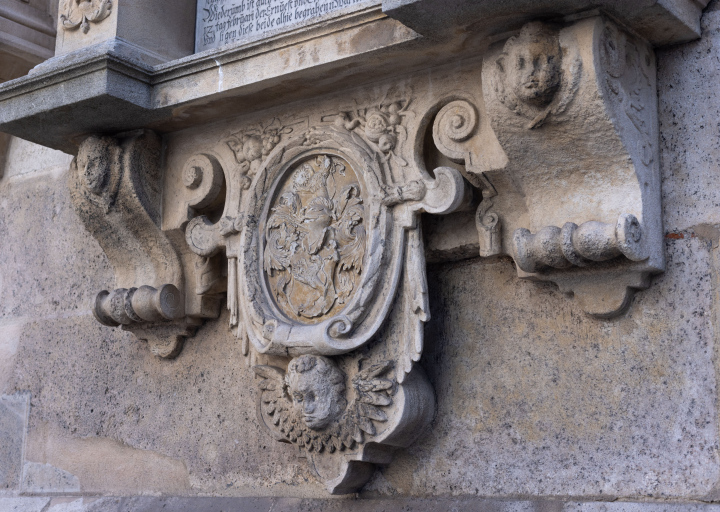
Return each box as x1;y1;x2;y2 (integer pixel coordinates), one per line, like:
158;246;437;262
0;0;710;495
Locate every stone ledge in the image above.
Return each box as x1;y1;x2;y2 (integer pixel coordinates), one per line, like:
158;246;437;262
384;0;712;46
0;9;422;154
0;1;712;153
2;497;720;512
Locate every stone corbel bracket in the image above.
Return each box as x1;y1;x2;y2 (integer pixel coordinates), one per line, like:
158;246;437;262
433;15;664;318
68;131;202;357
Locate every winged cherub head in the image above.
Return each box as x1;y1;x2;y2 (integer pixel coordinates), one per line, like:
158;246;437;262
499;21;562;108
286;355;347;430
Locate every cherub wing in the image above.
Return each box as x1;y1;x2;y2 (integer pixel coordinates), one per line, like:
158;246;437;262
253;365;297;440
342;361;395;445
254;365;330;452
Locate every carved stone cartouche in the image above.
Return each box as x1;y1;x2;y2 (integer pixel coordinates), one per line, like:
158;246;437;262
174;95;464;493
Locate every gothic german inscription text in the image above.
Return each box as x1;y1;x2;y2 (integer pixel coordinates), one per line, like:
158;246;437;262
196;0;377;52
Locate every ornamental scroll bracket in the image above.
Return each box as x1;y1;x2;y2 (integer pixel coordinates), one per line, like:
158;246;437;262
432;15;664;318
68;131;219;358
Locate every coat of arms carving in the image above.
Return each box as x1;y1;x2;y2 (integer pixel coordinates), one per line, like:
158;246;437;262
264;154;365;321
184;96;466;492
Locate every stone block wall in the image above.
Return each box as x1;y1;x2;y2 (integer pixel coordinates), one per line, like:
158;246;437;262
2;2;720;510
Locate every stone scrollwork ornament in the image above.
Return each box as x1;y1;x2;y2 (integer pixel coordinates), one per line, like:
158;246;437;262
431;16;663;318
60;0;112;34
185;99;465;492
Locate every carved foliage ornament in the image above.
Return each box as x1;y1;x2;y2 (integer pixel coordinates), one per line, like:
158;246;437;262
60;0;112;34
185;97;464;492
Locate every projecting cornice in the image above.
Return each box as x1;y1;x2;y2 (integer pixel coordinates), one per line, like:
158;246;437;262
385;0;711;46
0;1;710;154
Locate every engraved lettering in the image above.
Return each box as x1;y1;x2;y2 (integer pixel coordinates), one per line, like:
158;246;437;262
196;0;376;52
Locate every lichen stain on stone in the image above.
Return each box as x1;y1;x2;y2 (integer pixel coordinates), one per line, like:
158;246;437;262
26;422;190;494
692;223;720;247
348;20;411;54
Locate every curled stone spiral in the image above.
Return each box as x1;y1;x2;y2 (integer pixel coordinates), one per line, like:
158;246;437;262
183;156;211;189
479;212;499;229
183;165;203;189
436;100;478;142
326;315;353;340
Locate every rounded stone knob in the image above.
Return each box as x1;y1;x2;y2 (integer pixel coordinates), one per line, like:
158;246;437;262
435;100;478;143
183;165;203;189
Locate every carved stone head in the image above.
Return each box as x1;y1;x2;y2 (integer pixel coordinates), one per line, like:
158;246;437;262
499;21;562;108
285;355;347;430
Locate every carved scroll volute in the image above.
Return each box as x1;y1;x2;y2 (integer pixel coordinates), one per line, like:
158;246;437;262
432;98;508;258
69;131;195;358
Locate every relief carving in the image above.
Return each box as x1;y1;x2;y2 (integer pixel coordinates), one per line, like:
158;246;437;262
491;21;581;129
324;100;411;167
179;95;464;492
264;155;365;321
226;118;296;186
186;120;299;346
600;20;657;168
60;0;112;33
426;16;664;317
69;132;199;358
432;99;504;258
69;14;668;494
254;357;394;452
513;214;645;273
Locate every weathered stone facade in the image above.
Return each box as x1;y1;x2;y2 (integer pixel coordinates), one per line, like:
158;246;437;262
2;0;720;510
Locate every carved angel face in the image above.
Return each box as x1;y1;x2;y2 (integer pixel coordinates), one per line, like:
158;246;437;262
243;135;263;162
501;22;561;108
286;355;347;430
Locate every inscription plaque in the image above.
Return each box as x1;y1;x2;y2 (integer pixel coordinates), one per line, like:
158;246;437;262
196;0;379;53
